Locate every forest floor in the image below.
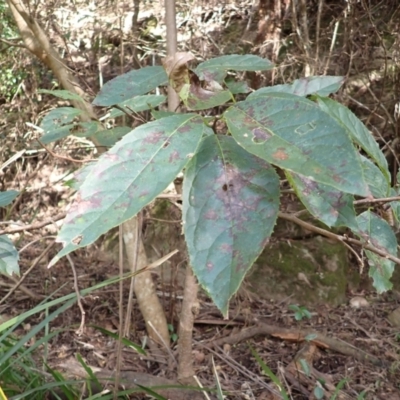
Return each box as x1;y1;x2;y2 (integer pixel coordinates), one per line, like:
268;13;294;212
2;195;400;399
1;0;400;399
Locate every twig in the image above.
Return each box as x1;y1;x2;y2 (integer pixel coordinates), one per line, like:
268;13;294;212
0;212;66;236
278;212;400;265
201;343;282;396
354;196;400;205
66;254;85;335
36;139;93;164
210;322;388;368
147;320;178;366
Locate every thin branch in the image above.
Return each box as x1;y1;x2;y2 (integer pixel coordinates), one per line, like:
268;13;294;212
66;254;85;335
354;196;400;205
0;212;66;236
36;139;93;164
278;212;400;265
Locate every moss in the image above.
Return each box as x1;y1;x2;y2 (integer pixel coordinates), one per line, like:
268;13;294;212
248;235;359;306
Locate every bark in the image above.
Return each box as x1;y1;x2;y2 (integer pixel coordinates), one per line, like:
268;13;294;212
122;218;170;345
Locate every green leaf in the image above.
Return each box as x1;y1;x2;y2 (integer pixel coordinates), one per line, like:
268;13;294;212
40;107;82;131
91;126;131;147
93;66;168;106
286;172;358;230
249;76;344;98
195;54;274;83
39;107;96;144
224;92;369;197
317;96;389;183
40;121;100;144
299;359;310;376
183;135;280;315
0;235;19;276
51;114;205;266
314;386;325;399
71;121;101;138
225;79;250;95
92;326;146;355
360;155;390;198
0;190;19;207
249;345;289;400
182;83;232;111
107;95;166;118
66;163;96;190
38;89;83;102
355;211;396;293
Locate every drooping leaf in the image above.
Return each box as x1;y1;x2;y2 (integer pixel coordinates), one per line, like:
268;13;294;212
224;92;369;197
183;135;280;315
0;235;19;276
355;211;396;293
107;95;166;119
93;66;168;107
0;190;19;207
51;114;205;266
162;52;195;93
38;89;83;102
317;96;389;182
249;76;344;98
181;80;232;111
360;155;390;198
286;172;358;230
195;54;274;83
91;126;131;147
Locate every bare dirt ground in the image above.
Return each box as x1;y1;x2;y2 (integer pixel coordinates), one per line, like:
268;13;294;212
2;225;400;399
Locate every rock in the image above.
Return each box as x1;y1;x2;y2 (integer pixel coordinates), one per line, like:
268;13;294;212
388;307;400;327
247;235;359;306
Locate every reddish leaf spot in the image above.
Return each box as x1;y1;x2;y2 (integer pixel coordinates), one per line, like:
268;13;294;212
169;150;180;163
204;210;218;220
144;131;164;144
272;149;288;161
252;128;271;144
103;153;120;162
219;243;232;253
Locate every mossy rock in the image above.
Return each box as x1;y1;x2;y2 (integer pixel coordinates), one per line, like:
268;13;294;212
247;235;359;306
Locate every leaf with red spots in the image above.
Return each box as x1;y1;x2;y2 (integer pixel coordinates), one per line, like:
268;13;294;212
183;135;280;315
286;172;358;231
224;92;369;197
50;114;206;266
93;66;168;107
180;71;232;111
317;96;390;184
